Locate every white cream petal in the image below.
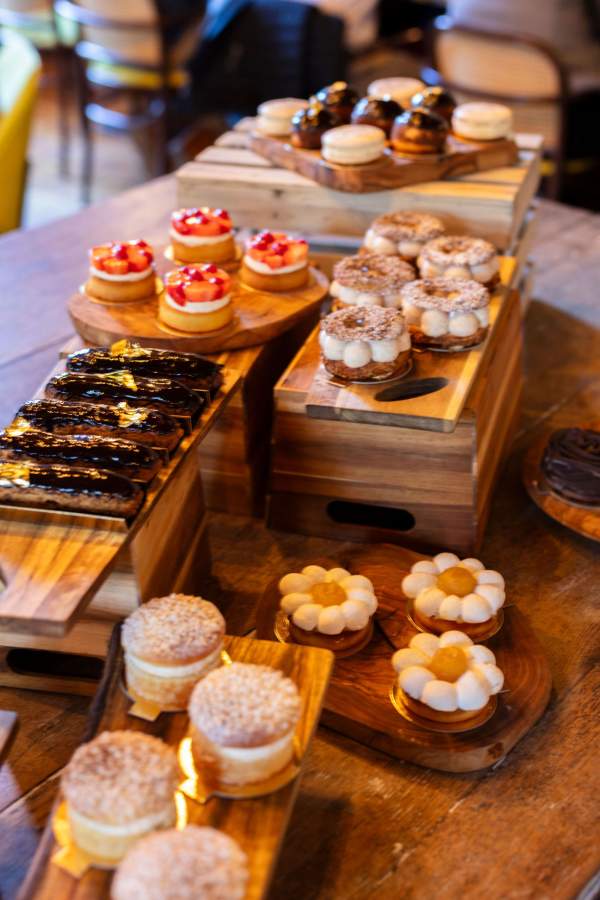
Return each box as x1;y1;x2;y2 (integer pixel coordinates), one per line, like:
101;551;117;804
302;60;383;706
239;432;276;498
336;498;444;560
421;680;458;711
279;573;312;595
414;586;445;616
281;592;312;614
455;670;489;710
391;647;430;672
402;572;436;598
466;644;496;665
412;560;438;574
459;558;484;572
292;603;321;631
438;630;473;648
399;665;435;699
325;567;352;583
301;565;328;585
346;588;378;614
340;599;370;631
438;594;462;621
477;569;505;589
433;552;460;572
409;632;440;657
461;593;493;623
475;583;505;613
474;663;504;694
318;606;346;635
340;575;374;593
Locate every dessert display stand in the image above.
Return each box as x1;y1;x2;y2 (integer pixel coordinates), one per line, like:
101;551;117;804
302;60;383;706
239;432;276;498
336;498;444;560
19;630;333;900
0;710;18;764
256;544;552;773
0;355;242;694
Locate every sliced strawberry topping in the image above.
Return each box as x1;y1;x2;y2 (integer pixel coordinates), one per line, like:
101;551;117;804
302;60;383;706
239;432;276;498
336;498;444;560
165;264;230;305
91;240;154;274
202;264;218;274
171;206;233;237
247;231;308;269
103;258;129;275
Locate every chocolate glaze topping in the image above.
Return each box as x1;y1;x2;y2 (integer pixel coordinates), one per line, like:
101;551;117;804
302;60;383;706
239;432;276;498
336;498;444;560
45;372;202;416
394;107;448;133
0;430;159;474
0;461;142;500
410;87;456;124
313;81;359;122
17;399;180;437
351;97;402;136
291;103;343;148
541;428;600;506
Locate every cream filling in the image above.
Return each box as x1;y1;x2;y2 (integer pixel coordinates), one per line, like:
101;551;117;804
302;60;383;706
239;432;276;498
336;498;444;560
68;804;174;837
215;729;294;762
330;280;402;309
164;293;231;313
257;114;295;136
418;257;498;283
90;265;153;282
169;227;231;247
365;229;423;260
126;645;222;678
320;330;410;366
404;304;489;338
243;254;306;275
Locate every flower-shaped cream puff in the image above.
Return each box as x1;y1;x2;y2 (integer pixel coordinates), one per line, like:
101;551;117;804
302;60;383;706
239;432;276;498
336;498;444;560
402;552;505;639
278;565;378;655
392;631;504;725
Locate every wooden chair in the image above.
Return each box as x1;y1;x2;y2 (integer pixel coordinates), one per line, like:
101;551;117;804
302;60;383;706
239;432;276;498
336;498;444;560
426;17;571;198
53;0;203;202
0;29;41;232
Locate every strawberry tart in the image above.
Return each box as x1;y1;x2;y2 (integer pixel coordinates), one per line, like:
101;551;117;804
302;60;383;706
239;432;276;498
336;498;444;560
240;231;309;292
159;264;233;333
86;240;156;303
169;207;235;264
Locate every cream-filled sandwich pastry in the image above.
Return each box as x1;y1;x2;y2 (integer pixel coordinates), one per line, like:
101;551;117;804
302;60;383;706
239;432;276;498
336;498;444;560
418;235;499;286
188;662;301;786
61;730;179;863
330;252;414;310
402;552;506;639
364;211;445;261
452;102;513;141
368;76;424;108
86;240;156;303
392;630;504;725
122;594;225;711
169;207;235;264
401;277;490;351
320;305;411;382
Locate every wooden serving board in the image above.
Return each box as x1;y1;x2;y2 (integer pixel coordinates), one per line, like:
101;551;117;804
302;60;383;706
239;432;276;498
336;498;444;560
69;268;329;353
0;709;18;763
305;257;514;433
256;544;551;772
248;132;519;194
19;631;334;900
523;428;600;543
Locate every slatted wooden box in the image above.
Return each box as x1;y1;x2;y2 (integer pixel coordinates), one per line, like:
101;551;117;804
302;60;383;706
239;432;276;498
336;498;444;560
267;287;522;556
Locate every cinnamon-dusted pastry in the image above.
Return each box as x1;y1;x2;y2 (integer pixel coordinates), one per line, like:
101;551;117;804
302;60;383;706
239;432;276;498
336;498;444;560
0;430;161;483
291;102;342;149
330;252;414;310
350;96;402;137
391;108;448;155
86;240;157;303
312;81;359;123
0;461;143;517
392;631;504;726
452;102;513;141
363;211;445;261
111;826;248;900
279;565;378;655
45;372;202;419
541;428;600;506
61;731;179;863
67;342;223;396
122;595;225;711
15;399;183;452
320;306;410;382
418;235;499;286
188;662;301;785
410;86;456;125
401;278;490;351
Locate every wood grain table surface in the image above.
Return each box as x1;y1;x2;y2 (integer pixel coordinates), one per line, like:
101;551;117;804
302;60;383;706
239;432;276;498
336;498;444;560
0;181;598;900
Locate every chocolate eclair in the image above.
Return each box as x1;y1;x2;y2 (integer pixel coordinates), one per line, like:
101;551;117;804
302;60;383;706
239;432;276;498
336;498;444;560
0;461;143;518
45;372;202;418
0;429;162;483
541;428;600;506
66;342;223;397
15;400;183;452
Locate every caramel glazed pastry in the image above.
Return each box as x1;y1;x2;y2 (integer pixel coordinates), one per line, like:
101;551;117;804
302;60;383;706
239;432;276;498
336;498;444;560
15;399;183;453
188;662;301;785
364;211;445;262
541;427;600;506
122;594;225;711
330;252;415;310
401;278;490;350
320;306;411;382
61;730;179;863
391;107;448;156
418;235;499;287
111;826;248;900
0;461;143;517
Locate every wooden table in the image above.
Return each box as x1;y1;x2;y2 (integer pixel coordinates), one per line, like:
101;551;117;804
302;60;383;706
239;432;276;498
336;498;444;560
0;181;599;900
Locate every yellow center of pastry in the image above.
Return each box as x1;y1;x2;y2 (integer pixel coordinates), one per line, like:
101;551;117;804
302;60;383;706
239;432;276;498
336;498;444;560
310;582;345;607
436;566;476;597
429;647;468;683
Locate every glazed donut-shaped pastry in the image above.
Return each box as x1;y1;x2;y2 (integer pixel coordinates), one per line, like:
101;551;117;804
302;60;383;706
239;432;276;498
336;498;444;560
320;305;411;382
350;96;402;138
312;81;359;123
330;252;415;310
418;235;499;286
169;207;235;264
321;124;386;165
368;77;424;109
410;86;456;125
240;231;309;292
452;102;513;141
401;278;490;351
86;240;156;303
363;211;445;261
391;108;448;155
159;264;234;334
291;102;343;149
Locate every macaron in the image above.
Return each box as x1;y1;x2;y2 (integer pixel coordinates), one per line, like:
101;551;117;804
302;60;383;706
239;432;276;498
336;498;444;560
321;124;386;165
452;102;513;141
257;98;309;136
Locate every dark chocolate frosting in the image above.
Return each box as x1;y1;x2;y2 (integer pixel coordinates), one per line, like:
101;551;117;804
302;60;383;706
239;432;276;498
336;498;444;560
45;371;202;416
393;107;448;133
292;103;342;135
0;429;159;473
410;87;456;123
541;428;600;506
351;97;402;135
0;460;142;501
313;81;359;121
17;399;180;437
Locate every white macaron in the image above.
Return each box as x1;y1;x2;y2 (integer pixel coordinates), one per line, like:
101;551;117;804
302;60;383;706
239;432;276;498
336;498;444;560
321;124;386;165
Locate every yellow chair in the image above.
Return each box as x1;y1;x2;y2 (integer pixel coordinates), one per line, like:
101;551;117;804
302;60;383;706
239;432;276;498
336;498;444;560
0;30;41;232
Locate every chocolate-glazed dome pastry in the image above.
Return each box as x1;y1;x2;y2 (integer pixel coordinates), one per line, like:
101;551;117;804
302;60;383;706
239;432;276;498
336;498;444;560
330;252;414;309
351;96;402;137
391;108;448;155
291;102;342;150
313;81;359;123
410;86;457;125
541;428;600;506
45;371;202;418
320;305;411;382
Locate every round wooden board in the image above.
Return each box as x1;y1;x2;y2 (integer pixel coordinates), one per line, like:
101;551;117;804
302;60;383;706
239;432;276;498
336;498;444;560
68;267;329;353
256;544;552;773
522;430;600;543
